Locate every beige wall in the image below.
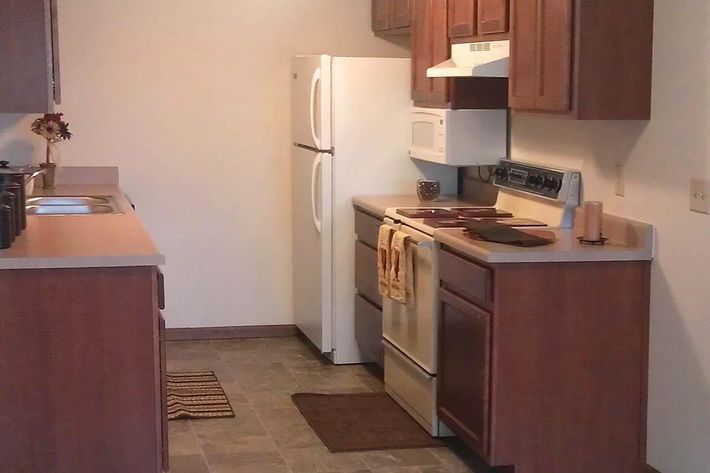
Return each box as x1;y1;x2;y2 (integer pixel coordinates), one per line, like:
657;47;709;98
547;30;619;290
1;1;708;471
0;0;408;328
510;1;710;472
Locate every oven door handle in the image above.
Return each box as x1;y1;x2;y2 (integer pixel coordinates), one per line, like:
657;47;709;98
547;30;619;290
385;220;434;249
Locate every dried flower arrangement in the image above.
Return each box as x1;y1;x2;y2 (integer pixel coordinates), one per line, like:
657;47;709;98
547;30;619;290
30;113;72;164
30;113;72;187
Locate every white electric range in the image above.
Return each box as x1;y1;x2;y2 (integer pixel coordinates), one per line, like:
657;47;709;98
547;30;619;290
381;159;582;436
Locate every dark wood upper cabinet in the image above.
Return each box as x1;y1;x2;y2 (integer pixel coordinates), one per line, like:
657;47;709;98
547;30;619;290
412;0;508;109
412;0;449;107
428;0;450;106
372;0;412;35
390;0;412;29
0;0;61;113
372;0;391;31
448;0;476;38
477;0;509;35
411;0;433;104
510;0;654;119
448;0;510;43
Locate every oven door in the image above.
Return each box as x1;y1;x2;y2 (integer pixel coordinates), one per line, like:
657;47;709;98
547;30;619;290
382;218;439;375
409;109;446;165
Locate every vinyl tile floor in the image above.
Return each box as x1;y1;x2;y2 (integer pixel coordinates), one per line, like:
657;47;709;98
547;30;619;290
167;336;494;473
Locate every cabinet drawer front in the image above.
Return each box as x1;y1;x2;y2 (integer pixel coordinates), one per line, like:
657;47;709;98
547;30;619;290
438;288;491;458
355;208;382;249
354;295;384;367
438;249;491;306
355;241;381;306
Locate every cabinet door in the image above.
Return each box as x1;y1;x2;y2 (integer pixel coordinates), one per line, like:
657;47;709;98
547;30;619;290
509;0;572;112
49;0;61;104
535;0;572;111
509;0;538;109
438;289;491;458
0;0;55;113
372;0;391;31
428;0;450;106
390;0;412;29
412;0;449;106
477;0;509;35
448;0;475;38
411;0;431;103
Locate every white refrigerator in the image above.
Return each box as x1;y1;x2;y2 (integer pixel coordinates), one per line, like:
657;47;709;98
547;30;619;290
291;55;456;364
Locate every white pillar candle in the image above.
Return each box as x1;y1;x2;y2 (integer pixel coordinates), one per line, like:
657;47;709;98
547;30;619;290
583;201;604;242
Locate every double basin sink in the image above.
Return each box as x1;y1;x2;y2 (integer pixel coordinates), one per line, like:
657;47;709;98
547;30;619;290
26;196;123;216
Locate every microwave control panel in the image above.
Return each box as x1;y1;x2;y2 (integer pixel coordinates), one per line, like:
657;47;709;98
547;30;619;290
493;159;581;204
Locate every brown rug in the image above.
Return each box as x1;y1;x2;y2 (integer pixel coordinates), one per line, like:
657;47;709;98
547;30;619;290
291;392;444;452
166;371;235;421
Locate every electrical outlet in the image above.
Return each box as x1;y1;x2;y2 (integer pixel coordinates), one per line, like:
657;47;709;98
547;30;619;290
690;178;710;214
615;164;625;197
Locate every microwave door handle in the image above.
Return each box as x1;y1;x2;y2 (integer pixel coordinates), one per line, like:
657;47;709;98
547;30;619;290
309;67;322;150
310;154;322;234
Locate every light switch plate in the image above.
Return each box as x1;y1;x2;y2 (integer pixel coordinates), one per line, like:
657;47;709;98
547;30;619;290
690;178;709;214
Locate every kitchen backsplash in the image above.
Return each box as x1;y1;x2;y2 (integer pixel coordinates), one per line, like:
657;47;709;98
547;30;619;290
460;165;499;206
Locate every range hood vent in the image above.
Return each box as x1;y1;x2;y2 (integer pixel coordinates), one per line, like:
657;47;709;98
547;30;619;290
427;40;510;78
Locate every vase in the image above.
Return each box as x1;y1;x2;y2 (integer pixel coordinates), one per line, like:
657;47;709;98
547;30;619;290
417;179;441;201
40;162;57;188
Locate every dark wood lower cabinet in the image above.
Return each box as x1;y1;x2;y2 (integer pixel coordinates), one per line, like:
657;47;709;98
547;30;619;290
438;288;491;459
0;266;167;473
354;295;384;367
354;207;385;368
159;313;169;472
437;247;651;473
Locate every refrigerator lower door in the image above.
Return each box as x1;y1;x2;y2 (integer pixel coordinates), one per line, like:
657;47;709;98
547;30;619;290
292;146;333;353
291;55;332;151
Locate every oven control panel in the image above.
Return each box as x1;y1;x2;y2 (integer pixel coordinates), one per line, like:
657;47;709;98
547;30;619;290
493;159;581;204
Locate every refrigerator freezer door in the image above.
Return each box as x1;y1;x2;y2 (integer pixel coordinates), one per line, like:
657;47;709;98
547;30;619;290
292;146;333;353
292;55;332;151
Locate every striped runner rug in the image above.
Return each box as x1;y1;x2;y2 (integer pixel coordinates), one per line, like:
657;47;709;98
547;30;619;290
166;371;235;421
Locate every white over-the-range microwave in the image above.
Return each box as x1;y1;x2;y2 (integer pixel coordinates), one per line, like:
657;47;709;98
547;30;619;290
408;107;507;166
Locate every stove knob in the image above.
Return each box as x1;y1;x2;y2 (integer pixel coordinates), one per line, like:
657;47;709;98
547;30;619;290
527;175;544;187
545;178;562;191
494;167;508;179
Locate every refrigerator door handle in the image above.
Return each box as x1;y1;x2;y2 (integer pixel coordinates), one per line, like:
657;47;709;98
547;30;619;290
310;154;322;234
309;67;321;150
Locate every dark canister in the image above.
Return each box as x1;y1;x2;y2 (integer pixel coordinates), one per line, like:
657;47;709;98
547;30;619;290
0;203;12;249
0;186;21;237
0;160;29;229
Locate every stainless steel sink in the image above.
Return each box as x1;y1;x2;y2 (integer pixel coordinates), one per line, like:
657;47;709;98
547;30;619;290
26;196;123;216
27;196;110;206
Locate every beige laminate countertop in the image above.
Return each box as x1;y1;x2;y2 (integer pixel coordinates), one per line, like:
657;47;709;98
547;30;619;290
0;184;165;270
352;195;654;263
435;211;655;263
352;195;483;218
436;228;653;263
